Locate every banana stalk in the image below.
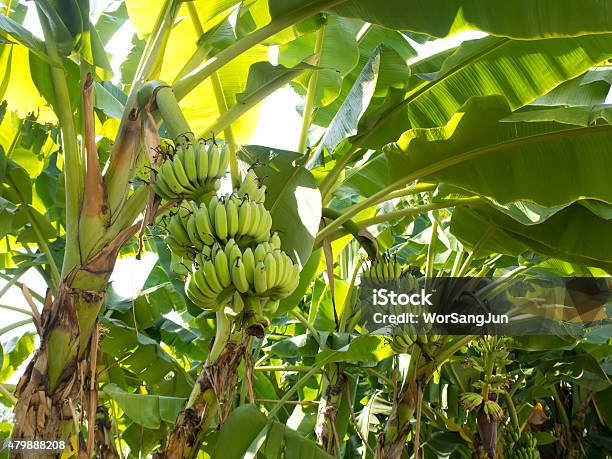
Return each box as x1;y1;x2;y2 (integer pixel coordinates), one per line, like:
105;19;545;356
377;347;424;459
157;313;246;459
315;363;347;455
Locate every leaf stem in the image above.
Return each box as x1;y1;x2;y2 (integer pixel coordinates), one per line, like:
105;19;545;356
502;391;520;431
0;318;33;336
317;197;482;245
290;309;320;344
425;215;439;286
456;223;495;277
298;24;326;153
0;272;44;303
268;364;323;419
0;383;17;405
174;0;348;101
186;2;241;188
210;73;241;187
0;303;32;316
37;9;82;277
196;58;317;139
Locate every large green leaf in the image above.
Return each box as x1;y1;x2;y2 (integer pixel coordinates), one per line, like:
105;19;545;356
332;0;612;39
313;25;414;128
0;16;56;64
239;146;322;267
279;15;360;107
214;404;333;459
503;105;612;127
277;248;321;315
128;1;268;142
335;152;389;200
0;332;35;382
102;383;185;430
32;0;74;55
451;205;612;271
236;0;323;45
200;59;317;137
385;96;612;210
531;69;612;106
310;46;381;166
359;34;612;148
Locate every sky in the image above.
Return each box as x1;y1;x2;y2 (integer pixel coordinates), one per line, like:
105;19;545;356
0;1;487;385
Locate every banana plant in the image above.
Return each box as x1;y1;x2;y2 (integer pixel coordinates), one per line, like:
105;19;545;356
0;0;610;458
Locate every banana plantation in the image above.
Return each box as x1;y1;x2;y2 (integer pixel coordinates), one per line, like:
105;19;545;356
0;0;610;458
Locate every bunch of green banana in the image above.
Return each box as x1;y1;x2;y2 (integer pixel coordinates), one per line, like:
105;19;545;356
362;258;403;282
388;334;414;353
241;242;299;299
206;194;272;244
461;392;484;411
483;400;504;420
507;431;539;459
185;242;239;310
165;195;274;258
235;170;266;203
151;142;229;201
503;425;521;447
164;207;198;262
185;240;299;310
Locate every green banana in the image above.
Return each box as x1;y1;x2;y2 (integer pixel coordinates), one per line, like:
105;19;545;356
263;253;276;289
226;198;239;237
254;261;267;294
237;199;252;236
152;170;179;200
214;249;231;288
208;144;220;179
231;258;250;293
171;154;194;191
186;214;203;250
270;232;281;250
218;143;229;178
202;260;224;293
248;202;262;239
195;142;208;184
254;244;268;262
192;266;217;297
243;248;255;284
183;142;198;184
168;212;190;245
214;201;228;241
160;160;186;195
186;274;214;308
194;206;215;245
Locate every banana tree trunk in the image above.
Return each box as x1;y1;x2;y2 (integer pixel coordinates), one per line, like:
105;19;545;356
157;338;247;459
10;69;149;456
315;364;346;455
377;378;420;459
11;267;110;459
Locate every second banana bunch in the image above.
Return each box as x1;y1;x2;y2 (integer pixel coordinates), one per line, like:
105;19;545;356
152;139;299;318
